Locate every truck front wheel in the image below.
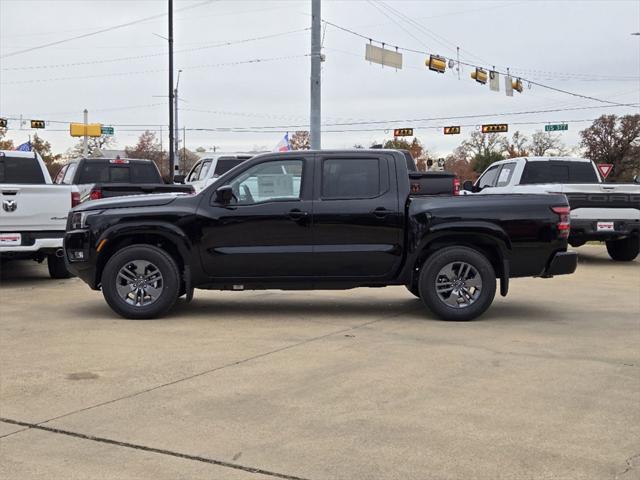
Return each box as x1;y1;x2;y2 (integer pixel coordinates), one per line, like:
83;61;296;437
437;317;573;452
606;236;639;262
101;245;180;319
419;246;497;321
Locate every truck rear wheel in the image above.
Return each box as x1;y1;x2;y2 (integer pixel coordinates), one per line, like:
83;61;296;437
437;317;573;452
606;236;639;261
47;254;72;279
419;246;496;321
101;245;180;319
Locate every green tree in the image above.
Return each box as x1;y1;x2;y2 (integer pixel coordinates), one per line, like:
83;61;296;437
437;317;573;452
382;137;431;170
125;131;168;179
472;150;504;173
31;134;62;177
580;114;640;182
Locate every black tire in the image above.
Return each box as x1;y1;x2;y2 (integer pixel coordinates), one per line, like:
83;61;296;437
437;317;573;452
101;245;180;319
419;246;496;321
47;254;72;279
606;236;639;262
406;284;421;298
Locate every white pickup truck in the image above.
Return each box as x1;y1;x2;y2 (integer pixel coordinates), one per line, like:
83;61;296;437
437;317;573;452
463;157;640;261
0;150;78;278
178;154;253;193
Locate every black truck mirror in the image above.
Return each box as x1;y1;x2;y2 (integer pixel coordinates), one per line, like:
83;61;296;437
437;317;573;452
214;185;234;204
173;174;185;184
462;180;475;192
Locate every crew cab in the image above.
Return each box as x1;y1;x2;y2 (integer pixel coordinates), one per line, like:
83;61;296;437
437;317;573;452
55;157;194;202
464;157;640;261
64;150;577;321
1;150;78;278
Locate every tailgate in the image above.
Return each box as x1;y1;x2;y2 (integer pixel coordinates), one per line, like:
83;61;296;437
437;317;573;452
0;184;72;231
560;184;640;216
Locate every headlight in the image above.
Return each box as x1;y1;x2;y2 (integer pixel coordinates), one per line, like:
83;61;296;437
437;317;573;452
69;210;102;230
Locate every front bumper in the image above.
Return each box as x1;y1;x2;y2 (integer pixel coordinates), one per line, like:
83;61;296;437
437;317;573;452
64;229;99;289
543;251;578;277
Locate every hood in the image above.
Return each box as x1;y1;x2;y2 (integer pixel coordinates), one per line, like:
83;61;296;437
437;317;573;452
74;192;186;212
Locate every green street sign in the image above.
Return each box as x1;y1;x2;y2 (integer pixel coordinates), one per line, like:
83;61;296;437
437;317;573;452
101;126;114;136
545;124;568;132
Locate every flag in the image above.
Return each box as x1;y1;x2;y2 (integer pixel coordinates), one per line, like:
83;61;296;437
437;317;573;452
273;132;290;152
16;141;31;151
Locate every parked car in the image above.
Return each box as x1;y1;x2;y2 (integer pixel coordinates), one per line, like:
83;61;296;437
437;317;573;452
179;154;253;193
463;157;640;261
65;149;576;321
54;157;194;202
0;150;78;278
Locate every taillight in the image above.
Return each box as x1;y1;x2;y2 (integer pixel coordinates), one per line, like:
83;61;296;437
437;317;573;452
89;188;102;201
551;206;570;239
453;177;460;196
71;191;80;207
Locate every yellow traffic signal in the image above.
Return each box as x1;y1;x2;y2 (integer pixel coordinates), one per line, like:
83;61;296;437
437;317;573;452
470;68;488;84
70;123;102;137
30;120;45;129
512;78;523;93
394;128;414;137
443;126;461;135
481;124;509;133
426;55;446;73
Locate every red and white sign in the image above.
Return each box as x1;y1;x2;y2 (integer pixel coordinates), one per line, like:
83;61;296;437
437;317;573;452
597;163;613;179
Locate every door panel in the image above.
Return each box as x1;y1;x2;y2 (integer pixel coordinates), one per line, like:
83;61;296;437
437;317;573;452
198;157;314;278
311;154;403;278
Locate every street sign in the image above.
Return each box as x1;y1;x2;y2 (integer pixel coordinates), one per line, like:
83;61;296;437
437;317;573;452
597;163;613;179
70;123;102;137
437;158;445;167
101;126;114;136
0;118;7;128
443;126;461;135
481;124;508;133
394;128;414;137
365;43;403;69
30;120;45;129
545;124;568;132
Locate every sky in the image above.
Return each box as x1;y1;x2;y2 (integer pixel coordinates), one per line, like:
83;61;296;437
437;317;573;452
1;0;639;158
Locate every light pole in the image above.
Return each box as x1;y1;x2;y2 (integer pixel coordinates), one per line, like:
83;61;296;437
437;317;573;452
310;0;321;150
168;0;175;181
174;69;182;174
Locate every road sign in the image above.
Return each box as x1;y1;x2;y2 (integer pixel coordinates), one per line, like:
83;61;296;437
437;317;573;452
437;158;445;167
443;126;461;135
70;123;102;137
481;124;508;133
30;120;45;129
101;126;114;136
365;43;403;69
545;124;568;132
394;128;414;137
597;163;613;179
0;118;7;128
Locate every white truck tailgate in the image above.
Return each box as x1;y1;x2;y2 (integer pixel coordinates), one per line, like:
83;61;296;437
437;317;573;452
0;184;72;231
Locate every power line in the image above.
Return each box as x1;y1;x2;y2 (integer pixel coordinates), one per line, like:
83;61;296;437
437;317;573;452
0;0;218;59
1;28;310;71
322;19;636;107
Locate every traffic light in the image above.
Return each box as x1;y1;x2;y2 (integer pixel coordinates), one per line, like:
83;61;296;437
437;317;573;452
393;128;414;137
512;78;523;93
0;118;7;128
470;68;488;84
481;124;509;133
443;126;461;135
30;120;45;129
426;55;446;73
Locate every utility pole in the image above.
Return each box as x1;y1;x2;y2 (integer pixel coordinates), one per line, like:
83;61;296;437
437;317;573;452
174;69;182;174
168;0;175;181
83;109;88;157
310;0;321;150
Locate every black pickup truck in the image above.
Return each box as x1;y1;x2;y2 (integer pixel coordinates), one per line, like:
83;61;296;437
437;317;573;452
54;157;193;202
64;149;577;321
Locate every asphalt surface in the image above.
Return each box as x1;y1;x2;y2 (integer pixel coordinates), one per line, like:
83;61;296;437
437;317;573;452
1;244;638;480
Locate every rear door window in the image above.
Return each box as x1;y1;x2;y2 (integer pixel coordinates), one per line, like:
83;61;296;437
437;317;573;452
495;163;516;187
214;158;245;176
0;156;45;184
321;158;387;199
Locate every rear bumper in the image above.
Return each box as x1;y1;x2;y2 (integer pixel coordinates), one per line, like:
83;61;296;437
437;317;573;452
0;233;63;255
543;251;578;277
570;218;640;242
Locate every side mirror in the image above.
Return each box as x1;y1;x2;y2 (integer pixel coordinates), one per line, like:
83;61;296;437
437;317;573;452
462;180;475;192
214;185;234;205
174;174;185;184
634;175;639;184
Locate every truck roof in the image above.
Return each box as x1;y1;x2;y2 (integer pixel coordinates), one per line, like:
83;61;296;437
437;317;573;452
0;150;40;159
492;156;592;165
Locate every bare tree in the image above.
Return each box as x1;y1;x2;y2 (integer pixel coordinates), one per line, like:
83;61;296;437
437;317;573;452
530;131;565;156
458;131;504;159
67;135;115;158
290;131;310;150
125;131;169;179
580;114;640;182
502;131;529;158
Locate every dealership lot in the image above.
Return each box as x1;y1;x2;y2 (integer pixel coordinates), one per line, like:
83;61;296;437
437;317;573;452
1;244;638;480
